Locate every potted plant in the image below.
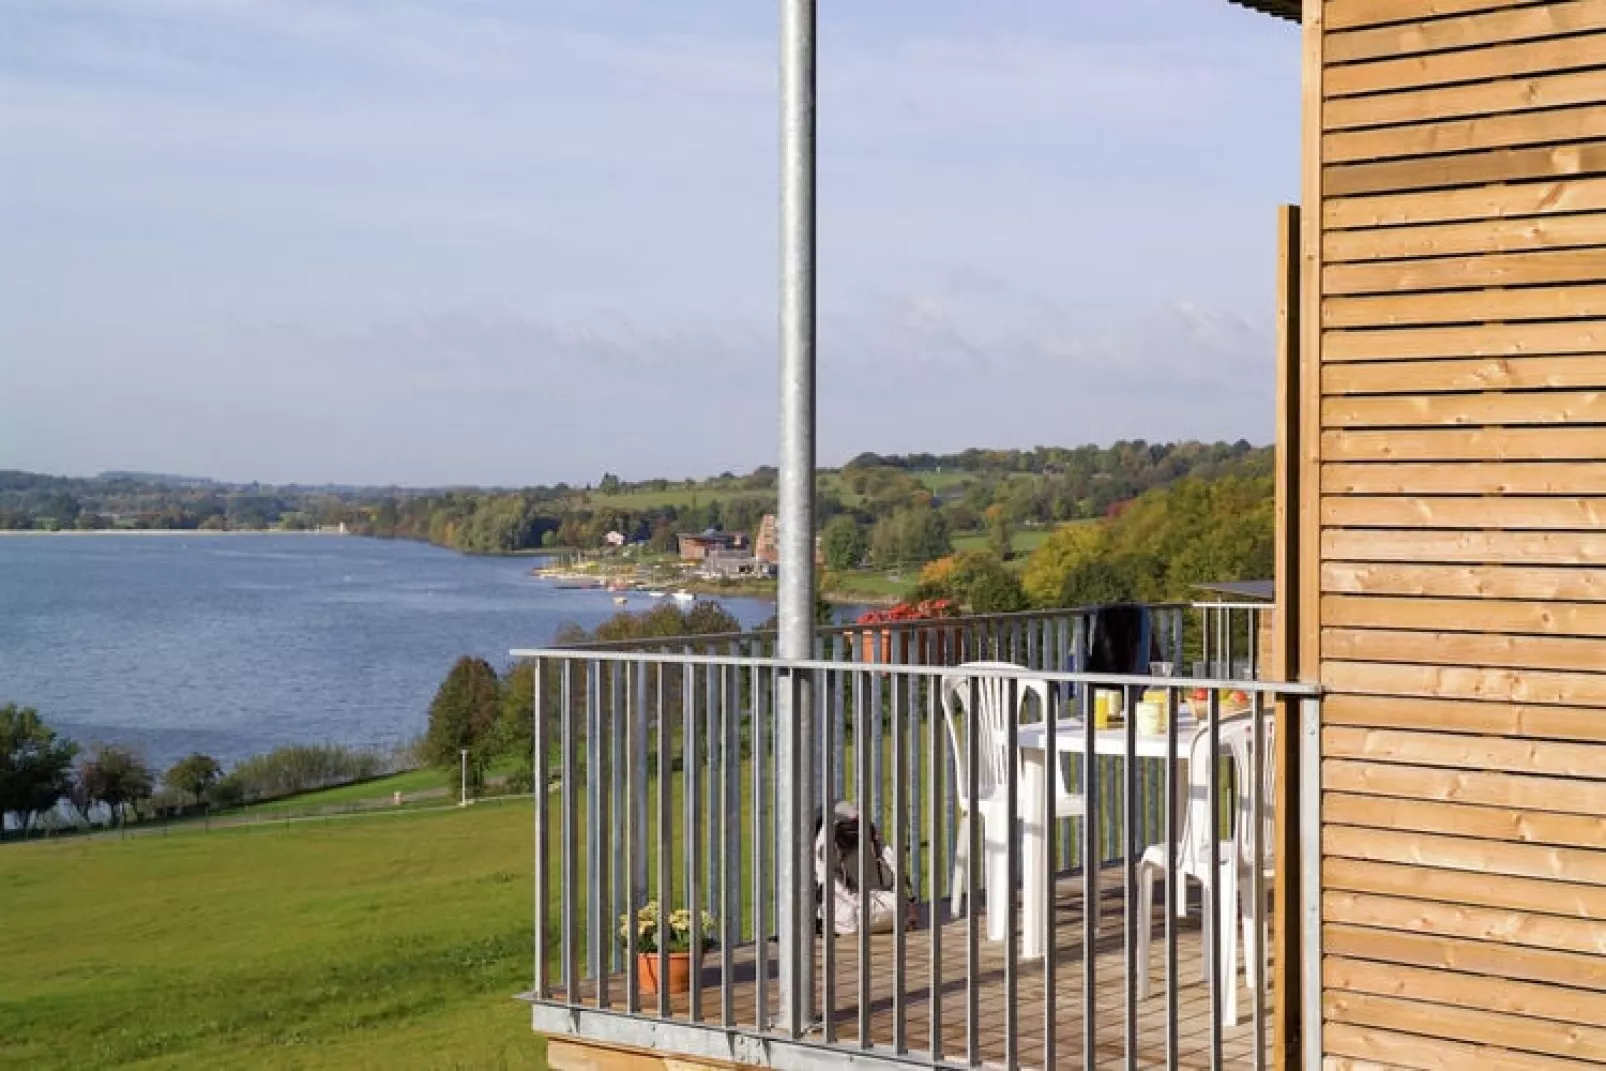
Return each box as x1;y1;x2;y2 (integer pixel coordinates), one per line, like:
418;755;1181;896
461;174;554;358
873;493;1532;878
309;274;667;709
619;901;718;996
855;598;962;665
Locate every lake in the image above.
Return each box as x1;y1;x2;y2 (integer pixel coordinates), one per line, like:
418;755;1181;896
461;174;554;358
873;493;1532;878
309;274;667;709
0;534;778;770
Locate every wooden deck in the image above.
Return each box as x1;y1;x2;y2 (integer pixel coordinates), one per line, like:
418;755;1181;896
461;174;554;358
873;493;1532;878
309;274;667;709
545;878;1273;1069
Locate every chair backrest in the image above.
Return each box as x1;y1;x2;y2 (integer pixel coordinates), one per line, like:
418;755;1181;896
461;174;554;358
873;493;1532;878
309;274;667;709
939;662;1049;803
1176;713;1258;877
1227;711;1276;869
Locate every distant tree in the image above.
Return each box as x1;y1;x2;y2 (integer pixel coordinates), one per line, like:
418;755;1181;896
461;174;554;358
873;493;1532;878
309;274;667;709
649;519;678;554
424;657;502;799
497;661;538;793
0;705;78;837
870;506;951;569
909;550;1026;613
986;506;1014;562
166;753;222;807
820;516;867;571
78;744;155;827
598;473;621;495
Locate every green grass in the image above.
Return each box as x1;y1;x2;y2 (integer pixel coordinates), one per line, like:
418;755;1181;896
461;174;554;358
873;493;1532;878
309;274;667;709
233;768;447;815
950;527;1052;559
0;805;545;1071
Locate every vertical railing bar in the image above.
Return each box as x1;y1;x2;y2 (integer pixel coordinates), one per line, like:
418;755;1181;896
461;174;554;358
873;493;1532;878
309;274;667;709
1071;614;1088;879
729;642;744;945
1003;676;1019;1071
1301;696;1324;1071
635;663;650;919
1042;674;1058;1071
685;658;703;1024
928;667;945;1064
562;661;579;1005
720;661;735;1027
705;661;719;924
533;659;549;1000
623;662;639;1013
752;659;769;1030
892;666;909;1055
783;669;807;1039
821;668;838;1044
907;640;923;926
1252;690;1268;1071
833;634;847;800
1124;682;1138;1071
1208;688;1223;1071
965;674;982;1069
611;662;625;978
1165;685;1180;1070
1082;666;1097;1071
1056;615;1072;872
858;667;873;1049
657;663;672;1019
590;662;610;1007
870;636;884;831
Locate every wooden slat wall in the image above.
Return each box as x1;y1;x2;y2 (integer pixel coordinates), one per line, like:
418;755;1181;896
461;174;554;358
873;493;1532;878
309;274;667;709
1316;1;1606;1066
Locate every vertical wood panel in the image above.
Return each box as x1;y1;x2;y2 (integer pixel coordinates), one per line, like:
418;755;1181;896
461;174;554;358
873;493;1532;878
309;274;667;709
1299;5;1324;1068
1273;203;1303;1071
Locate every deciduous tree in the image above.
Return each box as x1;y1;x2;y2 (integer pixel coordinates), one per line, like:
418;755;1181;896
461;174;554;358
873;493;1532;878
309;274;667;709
78;744;154;827
166;753;222;807
0;705;77;837
425;657;502;799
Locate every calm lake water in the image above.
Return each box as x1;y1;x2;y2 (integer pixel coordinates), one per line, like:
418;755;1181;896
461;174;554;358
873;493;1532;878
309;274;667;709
0;534;777;769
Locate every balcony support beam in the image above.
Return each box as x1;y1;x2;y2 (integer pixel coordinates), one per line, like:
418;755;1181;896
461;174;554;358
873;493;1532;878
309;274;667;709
776;0;818;1037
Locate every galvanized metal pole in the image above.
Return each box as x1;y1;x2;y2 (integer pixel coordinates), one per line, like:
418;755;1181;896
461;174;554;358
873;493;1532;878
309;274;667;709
776;0;817;1037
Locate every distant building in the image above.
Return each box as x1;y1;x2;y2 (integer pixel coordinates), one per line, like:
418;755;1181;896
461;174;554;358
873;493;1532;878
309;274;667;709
677;528;747;561
754;514;779;564
700;550;774;580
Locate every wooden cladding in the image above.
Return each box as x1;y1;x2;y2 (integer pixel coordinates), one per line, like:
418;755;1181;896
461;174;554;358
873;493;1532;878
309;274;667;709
1314;1;1606;1063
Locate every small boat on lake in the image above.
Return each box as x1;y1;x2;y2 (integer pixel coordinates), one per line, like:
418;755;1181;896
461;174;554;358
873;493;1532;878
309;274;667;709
672;591;694;605
613;595;629;605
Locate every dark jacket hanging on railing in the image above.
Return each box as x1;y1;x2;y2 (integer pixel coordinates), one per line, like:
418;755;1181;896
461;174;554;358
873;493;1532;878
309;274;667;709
1079;603;1156;675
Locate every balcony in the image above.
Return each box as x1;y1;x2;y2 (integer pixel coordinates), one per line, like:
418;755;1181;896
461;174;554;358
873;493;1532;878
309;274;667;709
515;604;1319;1070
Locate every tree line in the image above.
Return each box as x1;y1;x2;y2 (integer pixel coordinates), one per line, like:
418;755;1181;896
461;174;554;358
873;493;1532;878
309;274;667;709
1;442;1269;567
0;703;406;838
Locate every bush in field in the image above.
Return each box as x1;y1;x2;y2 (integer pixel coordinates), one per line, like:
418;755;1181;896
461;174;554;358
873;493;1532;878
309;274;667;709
226;744;387;803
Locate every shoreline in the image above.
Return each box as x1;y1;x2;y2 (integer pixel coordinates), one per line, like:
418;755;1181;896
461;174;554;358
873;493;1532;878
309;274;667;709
0;528;343;537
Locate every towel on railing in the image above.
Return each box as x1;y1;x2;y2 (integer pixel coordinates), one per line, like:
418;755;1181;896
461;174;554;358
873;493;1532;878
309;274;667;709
1080;603;1155;675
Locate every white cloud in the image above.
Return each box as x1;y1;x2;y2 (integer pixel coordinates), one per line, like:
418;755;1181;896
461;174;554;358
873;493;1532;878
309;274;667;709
0;0;1295;482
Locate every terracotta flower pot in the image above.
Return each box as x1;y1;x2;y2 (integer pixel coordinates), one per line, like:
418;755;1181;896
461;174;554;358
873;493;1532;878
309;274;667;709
636;951;693;996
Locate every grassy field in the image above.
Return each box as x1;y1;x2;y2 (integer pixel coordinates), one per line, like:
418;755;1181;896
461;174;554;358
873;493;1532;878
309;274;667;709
0;802;545;1071
231;767;448;815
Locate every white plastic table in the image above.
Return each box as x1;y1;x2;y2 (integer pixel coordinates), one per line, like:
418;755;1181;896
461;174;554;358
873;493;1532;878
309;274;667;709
1013;707;1201;960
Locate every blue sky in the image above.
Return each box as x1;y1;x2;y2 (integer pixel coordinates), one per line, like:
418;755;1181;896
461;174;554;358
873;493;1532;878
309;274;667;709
0;0;1299;486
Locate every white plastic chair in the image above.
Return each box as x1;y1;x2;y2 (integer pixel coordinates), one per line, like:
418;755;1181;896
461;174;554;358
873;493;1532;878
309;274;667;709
940;662;1090;942
1135;713;1269;1026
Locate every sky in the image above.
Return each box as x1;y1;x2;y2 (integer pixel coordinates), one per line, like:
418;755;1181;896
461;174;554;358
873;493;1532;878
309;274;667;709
0;0;1300;487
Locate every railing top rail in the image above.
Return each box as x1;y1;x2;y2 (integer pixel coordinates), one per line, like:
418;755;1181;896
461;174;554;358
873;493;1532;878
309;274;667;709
1190;601;1273;612
508;645;1322;696
549;601;1198;652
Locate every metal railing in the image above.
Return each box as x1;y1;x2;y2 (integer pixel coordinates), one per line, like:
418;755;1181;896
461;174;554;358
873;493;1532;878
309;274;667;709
517;647;1320;1070
1193;602;1272;682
